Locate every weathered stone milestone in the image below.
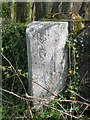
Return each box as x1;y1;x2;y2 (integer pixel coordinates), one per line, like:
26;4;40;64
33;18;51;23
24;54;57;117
26;21;68;104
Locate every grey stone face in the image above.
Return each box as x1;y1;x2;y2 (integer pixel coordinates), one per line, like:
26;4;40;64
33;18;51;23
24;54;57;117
77;27;90;100
26;21;68;103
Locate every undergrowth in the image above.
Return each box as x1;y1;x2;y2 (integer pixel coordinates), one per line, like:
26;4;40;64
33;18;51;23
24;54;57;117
1;20;90;120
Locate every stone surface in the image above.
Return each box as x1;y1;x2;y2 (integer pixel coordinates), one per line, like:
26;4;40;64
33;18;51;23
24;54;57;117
77;26;90;100
26;21;68;103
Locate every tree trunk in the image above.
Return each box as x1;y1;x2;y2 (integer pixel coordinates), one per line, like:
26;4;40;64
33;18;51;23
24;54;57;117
79;2;88;18
61;2;73;14
16;2;28;23
34;2;42;20
9;1;15;20
27;2;32;22
0;2;2;18
8;2;12;19
42;2;48;17
51;2;60;14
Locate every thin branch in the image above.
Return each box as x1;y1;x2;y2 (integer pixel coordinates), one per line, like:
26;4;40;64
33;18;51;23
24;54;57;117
1;88;48;102
1;88;25;100
1;53;26;93
11;76;16;92
2;74;16;81
69;90;90;103
44;104;80;119
80;71;88;84
26;100;33;119
79;105;90;117
1;88;89;106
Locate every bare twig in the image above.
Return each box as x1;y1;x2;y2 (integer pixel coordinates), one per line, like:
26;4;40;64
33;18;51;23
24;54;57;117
1;53;26;93
80;71;88;84
69;90;90;103
79;104;90;117
1;88;48;102
26;100;33;120
1;88;25;100
44;104;80;119
11;76;16;92
2;88;89;105
32;80;57;97
2;74;16;81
